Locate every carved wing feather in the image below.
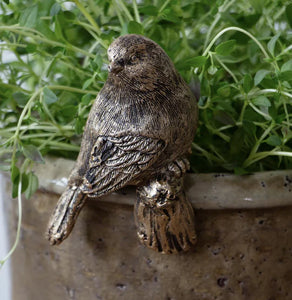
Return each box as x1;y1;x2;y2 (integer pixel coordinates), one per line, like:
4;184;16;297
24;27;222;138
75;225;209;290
80;135;166;197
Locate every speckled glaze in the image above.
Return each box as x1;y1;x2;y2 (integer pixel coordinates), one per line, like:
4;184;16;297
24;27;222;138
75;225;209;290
5;180;292;300
3;159;292;300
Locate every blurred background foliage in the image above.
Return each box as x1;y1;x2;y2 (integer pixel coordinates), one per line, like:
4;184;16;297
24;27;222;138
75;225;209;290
0;0;292;197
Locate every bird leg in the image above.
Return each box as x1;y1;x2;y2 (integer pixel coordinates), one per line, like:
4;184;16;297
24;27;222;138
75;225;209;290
134;159;197;254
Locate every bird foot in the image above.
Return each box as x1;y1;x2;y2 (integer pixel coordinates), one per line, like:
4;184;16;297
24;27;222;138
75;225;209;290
135;166;196;254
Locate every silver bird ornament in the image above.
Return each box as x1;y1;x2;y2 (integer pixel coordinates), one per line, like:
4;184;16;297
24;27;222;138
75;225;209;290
47;34;198;254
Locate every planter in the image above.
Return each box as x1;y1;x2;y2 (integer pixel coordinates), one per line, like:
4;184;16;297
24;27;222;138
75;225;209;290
4;157;292;300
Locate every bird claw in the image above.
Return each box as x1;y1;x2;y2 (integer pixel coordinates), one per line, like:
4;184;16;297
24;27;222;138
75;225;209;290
167;158;190;178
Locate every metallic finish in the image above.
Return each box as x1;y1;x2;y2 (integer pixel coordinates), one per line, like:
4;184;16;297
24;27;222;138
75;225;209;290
47;34;198;253
135;158;196;254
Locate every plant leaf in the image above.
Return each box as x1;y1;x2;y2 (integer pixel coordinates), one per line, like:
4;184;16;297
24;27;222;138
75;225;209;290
128;21;143;34
265;135;282;146
22;144;44;163
217;85;230;97
50;3;61;16
19;4;38;28
252;95;271;107
54;15;65;40
11;165;20;198
279;71;292;82
139;5;158;16
215;40;236;55
82;78;94;90
214;110;235;125
21;173;29;194
75;117;86;135
243;74;253;93
11;165;20;184
13;92;29;107
81;93;93;105
230;128;245;156
267;33;280;56
177;56;207;70
160;8;182;23
25;172;39;199
59;105;78;121
286;3;292;28
200;77;210;96
43;87;58;104
281;59;292;72
189;56;208;67
192;56;208;67
254;69;270;86
94;55;103;70
248;0;265;13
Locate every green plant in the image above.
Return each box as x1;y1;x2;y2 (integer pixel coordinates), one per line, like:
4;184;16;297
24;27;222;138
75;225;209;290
0;0;292;264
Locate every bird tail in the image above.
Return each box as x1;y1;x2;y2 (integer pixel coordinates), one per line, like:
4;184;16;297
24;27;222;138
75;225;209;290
47;186;87;245
135;186;197;254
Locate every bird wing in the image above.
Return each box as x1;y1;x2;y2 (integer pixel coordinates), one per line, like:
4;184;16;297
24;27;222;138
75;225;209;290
80;135;166;197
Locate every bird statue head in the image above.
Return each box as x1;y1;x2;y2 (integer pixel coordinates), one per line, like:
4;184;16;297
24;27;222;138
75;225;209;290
107;34;178;91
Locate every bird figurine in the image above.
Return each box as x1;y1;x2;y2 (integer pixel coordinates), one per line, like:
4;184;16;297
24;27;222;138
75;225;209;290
47;34;198;254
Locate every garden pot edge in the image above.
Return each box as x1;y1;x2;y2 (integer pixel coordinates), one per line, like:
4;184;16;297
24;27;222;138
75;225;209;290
17;156;292;210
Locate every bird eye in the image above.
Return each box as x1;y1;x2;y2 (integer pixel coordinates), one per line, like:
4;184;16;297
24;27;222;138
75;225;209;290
130;55;139;63
117;59;124;66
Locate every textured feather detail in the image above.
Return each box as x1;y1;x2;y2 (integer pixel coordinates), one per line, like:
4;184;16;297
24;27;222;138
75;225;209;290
47;186;87;245
80;135;166;197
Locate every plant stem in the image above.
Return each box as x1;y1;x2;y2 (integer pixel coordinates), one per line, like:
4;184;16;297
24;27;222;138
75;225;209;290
0;42;27;48
11;90;41;166
205;124;231;142
203;0;236;49
192;143;222;163
250;121;274;158
74;21;107;48
0;83;30;93
239;97;248;123
244;150;292;168
83;40;107;68
202;27;270;59
214;54;238;83
132;0;141;23
31;139;80;151
280;45;292;56
249;103;272;120
255;89;292;100
0;176;22;268
59;59;93;77
115;7;126;27
0;124;74;134
0;26;95;59
47;85;98;95
73;0;101;35
19;133;63;140
159;0;172;13
115;0;133;21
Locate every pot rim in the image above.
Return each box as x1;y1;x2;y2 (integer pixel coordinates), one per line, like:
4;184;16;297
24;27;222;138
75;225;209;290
3;156;292;209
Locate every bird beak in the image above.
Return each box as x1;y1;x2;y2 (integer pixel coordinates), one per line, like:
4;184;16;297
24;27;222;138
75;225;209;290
108;62;123;74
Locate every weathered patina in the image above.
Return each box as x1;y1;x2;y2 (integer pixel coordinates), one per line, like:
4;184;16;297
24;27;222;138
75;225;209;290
47;34;198;253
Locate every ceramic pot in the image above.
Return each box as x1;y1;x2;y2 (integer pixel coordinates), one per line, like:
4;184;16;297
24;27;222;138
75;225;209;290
4;157;292;300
